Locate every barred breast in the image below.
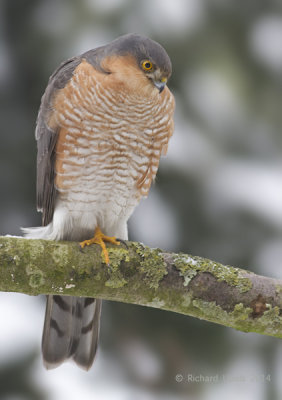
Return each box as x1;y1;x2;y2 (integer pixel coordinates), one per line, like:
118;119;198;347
49;60;174;236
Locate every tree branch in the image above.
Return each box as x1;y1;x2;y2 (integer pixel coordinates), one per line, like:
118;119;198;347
1;236;282;339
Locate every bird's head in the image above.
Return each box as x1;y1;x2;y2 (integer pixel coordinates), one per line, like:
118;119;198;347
100;34;172;94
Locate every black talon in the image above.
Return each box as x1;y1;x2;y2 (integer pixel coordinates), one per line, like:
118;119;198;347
116;238;128;249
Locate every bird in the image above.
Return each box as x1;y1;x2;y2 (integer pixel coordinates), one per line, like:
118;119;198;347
23;33;175;370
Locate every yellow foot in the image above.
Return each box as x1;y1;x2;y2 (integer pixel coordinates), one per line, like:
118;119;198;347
79;226;120;264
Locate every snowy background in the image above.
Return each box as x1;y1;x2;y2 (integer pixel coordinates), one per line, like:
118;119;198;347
0;0;282;399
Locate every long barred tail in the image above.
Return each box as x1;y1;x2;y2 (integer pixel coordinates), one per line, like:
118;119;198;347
42;295;102;370
22;227;102;370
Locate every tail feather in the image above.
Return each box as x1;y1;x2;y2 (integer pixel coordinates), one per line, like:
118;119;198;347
73;298;102;369
42;295;102;370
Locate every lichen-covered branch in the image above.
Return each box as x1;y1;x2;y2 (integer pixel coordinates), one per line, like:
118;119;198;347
1;236;282;339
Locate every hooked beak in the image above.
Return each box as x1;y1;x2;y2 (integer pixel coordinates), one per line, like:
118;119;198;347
153;77;167;93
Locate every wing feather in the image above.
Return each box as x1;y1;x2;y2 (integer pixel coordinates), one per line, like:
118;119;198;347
36;56;81;226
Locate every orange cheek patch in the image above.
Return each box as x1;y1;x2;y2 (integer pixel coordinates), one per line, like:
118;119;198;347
101;55;151;94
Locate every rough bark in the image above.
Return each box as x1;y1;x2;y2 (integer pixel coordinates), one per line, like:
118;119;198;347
0;236;282;339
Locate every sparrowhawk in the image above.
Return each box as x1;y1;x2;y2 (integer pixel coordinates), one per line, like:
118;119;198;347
23;33;175;370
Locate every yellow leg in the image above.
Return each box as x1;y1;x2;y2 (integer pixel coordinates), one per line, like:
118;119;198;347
80;226;120;264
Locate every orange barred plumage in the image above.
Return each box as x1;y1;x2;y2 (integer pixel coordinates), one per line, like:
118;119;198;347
23;34;174;370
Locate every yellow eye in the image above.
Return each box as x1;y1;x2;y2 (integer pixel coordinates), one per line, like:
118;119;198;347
142;60;153;71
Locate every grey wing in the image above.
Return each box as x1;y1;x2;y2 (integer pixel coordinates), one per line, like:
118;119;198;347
36;56;81;226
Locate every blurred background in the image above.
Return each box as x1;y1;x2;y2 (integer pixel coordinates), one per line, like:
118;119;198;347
1;0;282;399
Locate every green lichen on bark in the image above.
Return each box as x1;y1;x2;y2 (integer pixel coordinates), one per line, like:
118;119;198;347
26;266;45;288
133;242;167;289
1;237;47;294
104;247;129;288
256;305;282;334
190;299;252;329
182;298;282;337
0;236;282;339
173;253;253;293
